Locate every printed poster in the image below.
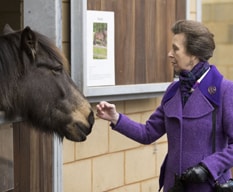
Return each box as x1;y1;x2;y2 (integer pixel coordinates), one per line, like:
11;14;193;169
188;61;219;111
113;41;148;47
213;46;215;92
86;10;115;86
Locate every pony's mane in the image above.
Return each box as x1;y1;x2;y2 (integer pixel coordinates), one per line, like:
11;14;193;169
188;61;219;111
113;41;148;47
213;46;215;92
0;34;22;112
0;34;21;78
35;32;70;73
0;30;70;78
0;29;70;114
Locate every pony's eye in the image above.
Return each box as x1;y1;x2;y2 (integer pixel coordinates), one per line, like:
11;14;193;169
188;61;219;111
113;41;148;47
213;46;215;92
51;66;62;75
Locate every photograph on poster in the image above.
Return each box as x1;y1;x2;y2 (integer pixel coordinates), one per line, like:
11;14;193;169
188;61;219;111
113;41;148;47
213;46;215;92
93;22;107;59
86;11;115;87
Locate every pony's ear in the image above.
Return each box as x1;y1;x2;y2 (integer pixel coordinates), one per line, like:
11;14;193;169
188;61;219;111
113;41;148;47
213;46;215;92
21;26;37;61
3;24;14;35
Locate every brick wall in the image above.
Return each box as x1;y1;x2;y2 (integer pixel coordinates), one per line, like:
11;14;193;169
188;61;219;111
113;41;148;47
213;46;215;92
63;98;167;192
202;0;233;80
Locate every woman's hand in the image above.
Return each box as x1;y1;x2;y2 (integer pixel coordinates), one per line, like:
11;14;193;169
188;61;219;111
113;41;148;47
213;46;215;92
181;164;210;183
96;101;120;125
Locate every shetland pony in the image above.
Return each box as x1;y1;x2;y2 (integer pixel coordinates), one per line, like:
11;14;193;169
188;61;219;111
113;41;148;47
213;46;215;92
0;25;94;142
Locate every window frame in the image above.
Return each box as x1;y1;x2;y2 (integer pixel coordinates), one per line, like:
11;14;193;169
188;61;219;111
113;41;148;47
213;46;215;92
71;0;177;102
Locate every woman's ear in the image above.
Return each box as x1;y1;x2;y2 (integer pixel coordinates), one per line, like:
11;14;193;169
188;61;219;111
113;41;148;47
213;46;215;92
191;55;200;64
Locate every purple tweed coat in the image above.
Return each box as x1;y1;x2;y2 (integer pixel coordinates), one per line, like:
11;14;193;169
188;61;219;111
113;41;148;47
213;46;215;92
112;65;233;192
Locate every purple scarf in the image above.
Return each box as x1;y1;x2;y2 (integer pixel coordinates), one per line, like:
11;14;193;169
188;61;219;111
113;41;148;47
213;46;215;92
179;61;210;107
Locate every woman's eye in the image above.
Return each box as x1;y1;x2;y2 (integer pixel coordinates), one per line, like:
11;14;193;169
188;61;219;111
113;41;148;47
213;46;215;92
172;45;179;52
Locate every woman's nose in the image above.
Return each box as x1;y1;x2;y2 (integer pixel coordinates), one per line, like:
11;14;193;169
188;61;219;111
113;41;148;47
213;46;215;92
168;50;173;58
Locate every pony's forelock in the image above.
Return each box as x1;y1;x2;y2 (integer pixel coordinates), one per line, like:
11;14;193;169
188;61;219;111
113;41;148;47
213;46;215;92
35;32;70;73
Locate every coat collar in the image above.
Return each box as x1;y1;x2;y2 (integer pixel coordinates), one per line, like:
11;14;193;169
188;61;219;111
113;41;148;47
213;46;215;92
163;88;214;119
198;65;223;106
162;65;223;107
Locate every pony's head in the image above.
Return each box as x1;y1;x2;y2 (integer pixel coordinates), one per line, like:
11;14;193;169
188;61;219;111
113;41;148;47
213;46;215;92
0;25;94;142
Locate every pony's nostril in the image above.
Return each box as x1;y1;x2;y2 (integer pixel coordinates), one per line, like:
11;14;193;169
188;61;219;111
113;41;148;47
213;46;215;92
88;110;95;126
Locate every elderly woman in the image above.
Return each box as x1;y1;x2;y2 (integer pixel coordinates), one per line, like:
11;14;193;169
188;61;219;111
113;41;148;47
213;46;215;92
96;20;233;192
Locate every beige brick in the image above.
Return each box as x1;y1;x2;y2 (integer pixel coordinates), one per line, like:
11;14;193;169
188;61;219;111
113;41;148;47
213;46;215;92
141;111;154;123
109;127;141;152
226;67;233;81
156;134;167;143
208;56;215;65
93;153;124;192
155;97;162;106
213;3;233;22
154;178;160;192
63;138;75;163
125;146;156;184
214;44;233;66
202;3;213;22
229;24;233;43
141;178;158;192
75;118;109;160
125;99;156;114
111;101;125;114
154;142;168;176
127;113;141;123
63;159;92;192
215;65;228;77
108;183;140;192
205;22;229;43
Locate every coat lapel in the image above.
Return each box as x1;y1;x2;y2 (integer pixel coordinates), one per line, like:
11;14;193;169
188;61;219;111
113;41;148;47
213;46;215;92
163;65;223;119
163;90;182;120
198;65;223;107
163;87;214;119
182;88;214;118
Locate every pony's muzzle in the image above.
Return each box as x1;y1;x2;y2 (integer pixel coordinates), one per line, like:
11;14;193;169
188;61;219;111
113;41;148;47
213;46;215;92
64;110;94;142
88;110;95;128
78;110;94;135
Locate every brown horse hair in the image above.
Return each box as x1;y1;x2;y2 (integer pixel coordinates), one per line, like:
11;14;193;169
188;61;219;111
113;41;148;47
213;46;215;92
0;26;94;141
0;29;70;117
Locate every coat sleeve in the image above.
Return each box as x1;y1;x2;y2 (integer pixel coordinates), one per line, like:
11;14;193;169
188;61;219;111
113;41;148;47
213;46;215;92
201;80;233;181
111;105;166;144
111;82;179;144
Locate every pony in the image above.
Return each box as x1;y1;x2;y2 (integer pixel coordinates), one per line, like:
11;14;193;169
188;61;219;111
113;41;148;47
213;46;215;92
93;29;107;46
0;24;94;142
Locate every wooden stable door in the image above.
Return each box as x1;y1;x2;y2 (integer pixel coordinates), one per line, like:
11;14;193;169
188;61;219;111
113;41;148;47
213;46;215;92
0;122;53;192
0;0;53;191
13;122;53;192
0;124;14;192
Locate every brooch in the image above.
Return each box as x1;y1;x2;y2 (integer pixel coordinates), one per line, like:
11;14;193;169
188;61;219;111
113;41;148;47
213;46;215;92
208;86;216;95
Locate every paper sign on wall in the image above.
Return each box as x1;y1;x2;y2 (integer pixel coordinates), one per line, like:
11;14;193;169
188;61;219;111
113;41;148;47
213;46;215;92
86;10;115;86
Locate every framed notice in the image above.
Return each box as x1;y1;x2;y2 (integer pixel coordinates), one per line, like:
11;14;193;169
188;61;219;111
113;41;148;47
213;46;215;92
71;0;174;102
86;11;115;86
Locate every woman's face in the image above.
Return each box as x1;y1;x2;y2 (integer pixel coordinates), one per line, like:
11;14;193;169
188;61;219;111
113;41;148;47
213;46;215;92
168;33;199;74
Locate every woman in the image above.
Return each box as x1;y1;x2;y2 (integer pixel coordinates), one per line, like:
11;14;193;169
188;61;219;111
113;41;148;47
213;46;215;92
96;20;233;192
